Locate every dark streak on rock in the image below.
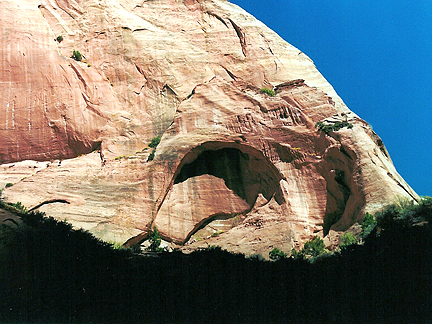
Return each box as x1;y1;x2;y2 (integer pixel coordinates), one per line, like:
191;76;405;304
228;19;247;57
28;199;71;212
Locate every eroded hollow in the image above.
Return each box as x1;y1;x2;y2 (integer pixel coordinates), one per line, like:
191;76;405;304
155;142;285;243
176;148;258;205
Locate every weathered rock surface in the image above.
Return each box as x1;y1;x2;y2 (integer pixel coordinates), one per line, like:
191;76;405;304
0;0;418;256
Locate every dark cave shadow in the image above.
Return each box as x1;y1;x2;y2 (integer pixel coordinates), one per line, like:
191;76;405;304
174;148;253;203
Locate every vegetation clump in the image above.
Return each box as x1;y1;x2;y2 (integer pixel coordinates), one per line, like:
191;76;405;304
56;35;63;43
7;201;28;213
147;149;156;161
375;196;431;230
5;183;13;188
291;235;327;260
360;212;377;240
302;235;326;257
1;196;432;323
339;232;357;248
260;87;275;97
148;136;161;148
147;136;161;161
315;121;353;134
147;227;163;252
269;247;287;261
71;50;82;61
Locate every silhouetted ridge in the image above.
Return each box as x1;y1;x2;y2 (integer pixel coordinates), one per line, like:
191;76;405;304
1;198;432;323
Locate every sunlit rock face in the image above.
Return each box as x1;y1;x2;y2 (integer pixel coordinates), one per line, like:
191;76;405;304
0;0;418;257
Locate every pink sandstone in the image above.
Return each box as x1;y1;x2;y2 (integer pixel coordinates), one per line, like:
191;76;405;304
0;0;418;257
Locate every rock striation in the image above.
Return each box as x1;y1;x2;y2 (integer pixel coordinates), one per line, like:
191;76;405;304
0;0;418;257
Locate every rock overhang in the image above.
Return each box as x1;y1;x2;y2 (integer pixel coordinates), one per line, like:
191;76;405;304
153;140;286;243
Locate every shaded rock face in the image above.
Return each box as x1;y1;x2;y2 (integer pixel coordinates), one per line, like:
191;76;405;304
0;0;418;256
156;143;284;243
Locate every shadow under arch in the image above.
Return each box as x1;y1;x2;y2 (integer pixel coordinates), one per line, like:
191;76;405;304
155;141;286;243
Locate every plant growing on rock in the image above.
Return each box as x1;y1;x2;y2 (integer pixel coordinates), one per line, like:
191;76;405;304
147;227;163;252
360;212;377;240
303;236;325;257
291;236;327;260
71;50;82;61
260;87;275;97
56;35;63;43
339;232;357;248
269;247;287;261
315;121;353;135
147;149;156;161
9;201;27;213
110;241;125;250
147;136;161;162
148;136;161;148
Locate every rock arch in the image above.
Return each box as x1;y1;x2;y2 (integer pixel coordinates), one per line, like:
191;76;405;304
153;141;285;244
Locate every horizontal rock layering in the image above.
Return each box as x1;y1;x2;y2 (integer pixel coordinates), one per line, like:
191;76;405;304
0;0;418;257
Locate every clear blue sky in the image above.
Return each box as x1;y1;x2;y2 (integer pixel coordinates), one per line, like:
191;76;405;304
231;0;431;196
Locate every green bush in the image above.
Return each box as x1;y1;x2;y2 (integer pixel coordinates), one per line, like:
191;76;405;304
71;50;82;61
211;231;224;237
148;136;161;148
366;197;432;235
316;121;353;135
147;227;163;252
5;183;13;188
247;254;266;261
339;232;357;248
147;136;161;162
360;212;377;239
290;248;304;260
375;197;430;230
291;236;327;260
260;88;275;97
56;35;63;43
147;148;156;162
303;236;325;257
269;247;287;261
9;201;27;213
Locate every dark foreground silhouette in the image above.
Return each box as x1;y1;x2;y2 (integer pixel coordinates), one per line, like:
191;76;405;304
1;200;432;324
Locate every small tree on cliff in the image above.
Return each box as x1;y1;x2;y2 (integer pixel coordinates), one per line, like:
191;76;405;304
147;227;163;252
291;236;326;260
269;247;287;261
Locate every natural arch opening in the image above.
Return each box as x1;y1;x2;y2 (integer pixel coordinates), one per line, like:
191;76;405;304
154;142;285;244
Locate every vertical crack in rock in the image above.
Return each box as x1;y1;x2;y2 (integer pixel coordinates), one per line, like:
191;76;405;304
153;84;180;135
134;64;148;81
387;172;419;201
220;65;237;80
70;63;89;91
81;94;109;120
317;142;364;235
260;33;275;55
228;18;247;57
206;11;228;28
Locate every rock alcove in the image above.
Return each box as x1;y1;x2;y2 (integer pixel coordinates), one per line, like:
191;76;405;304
154;142;285;244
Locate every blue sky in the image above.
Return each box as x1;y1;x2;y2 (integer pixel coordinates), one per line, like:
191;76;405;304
231;0;431;196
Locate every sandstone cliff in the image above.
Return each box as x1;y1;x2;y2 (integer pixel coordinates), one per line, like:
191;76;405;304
0;0;418;257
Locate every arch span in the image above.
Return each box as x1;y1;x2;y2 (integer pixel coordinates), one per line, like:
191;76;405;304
154;141;285;244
